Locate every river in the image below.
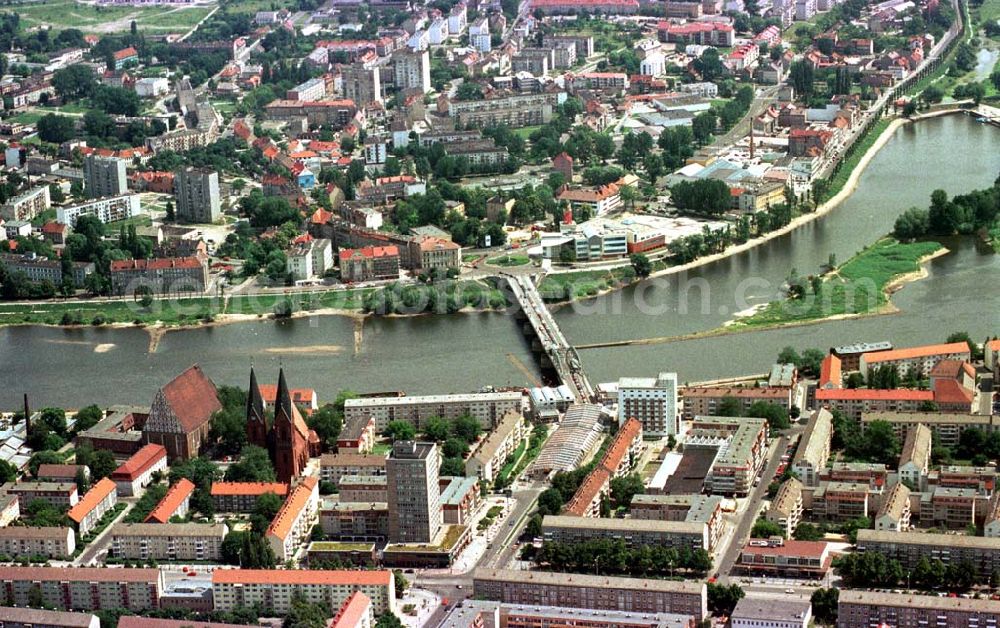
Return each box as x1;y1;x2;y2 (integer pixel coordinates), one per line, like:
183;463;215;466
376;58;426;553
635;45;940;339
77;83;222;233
1;114;998;407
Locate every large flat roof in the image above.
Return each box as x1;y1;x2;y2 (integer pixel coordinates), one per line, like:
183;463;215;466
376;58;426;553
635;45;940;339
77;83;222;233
473;568;706;595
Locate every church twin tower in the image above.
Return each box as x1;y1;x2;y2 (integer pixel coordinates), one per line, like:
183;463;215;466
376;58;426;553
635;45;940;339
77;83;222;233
245;367;311;484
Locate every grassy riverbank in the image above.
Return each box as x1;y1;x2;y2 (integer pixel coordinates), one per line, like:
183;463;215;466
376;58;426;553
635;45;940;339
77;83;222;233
0;288;369;328
824;118;893;201
728;238;944;329
538;266;639;300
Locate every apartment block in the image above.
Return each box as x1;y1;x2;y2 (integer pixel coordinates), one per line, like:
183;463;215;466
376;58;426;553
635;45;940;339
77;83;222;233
339;245;401;282
857;529;1000;572
541;515;708;552
211;569;395;616
344;392;522;431
393;49;431;94
267;476;320;562
439;600;696;628
617;372;678;437
57;194;141;227
0;567;161;612
472;569;706;618
628;494;725;551
67;478;118;537
767;478;804;538
386;441;441;544
816;388;935;420
680;387;791;420
174;168;221;223
0;253;94;288
861;412;1000;449
899;423;932;488
339;476;387;503
690;416;769;496
837;590;1000;628
0;607;100;628
0;527;75;559
109;256;209;296
875;482;911;532
145;478;196;523
860;342;971;379
812;482;870;521
342;63;383;107
319;454;387;485
111;522;228;561
448;92;562;128
466;411;527;484
320;500;389;540
83;155;127;199
440;476;481;526
210;482;289;512
7;482;78;508
1;186;51;221
792;409;832;487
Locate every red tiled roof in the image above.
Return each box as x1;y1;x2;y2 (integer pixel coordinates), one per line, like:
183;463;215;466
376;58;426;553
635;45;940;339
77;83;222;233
600;418;640;474
819;354;842;389
40;222;67;234
863;342;972;363
267;477;318;542
815;388;934;401
0;566;158;583
417;236;459;252
742;539;828;558
932;379;974;406
67;478;116;524
311;208;333;225
112;444;167;481
929;359;972;379
114;47;138;60
35;463;83;479
110;257;204;271
212;567;392;586
258;384;315;406
210;482;289;497
339;245;399;261
157;365;222;434
329;592;371;628
145;478;195;524
563;466;610;516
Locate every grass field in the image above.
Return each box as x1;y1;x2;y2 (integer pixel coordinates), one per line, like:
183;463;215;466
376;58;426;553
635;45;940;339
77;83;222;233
0;286;370;328
1;0;212;33
491;254;530;267
538;266;637;301
513;125;542;140
729;238;944;329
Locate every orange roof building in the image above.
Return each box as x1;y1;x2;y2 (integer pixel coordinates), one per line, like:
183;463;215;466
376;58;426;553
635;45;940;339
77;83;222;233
329;591;372;628
860;342;972;378
111;444;168;497
819;354;842;390
67;477;118;536
562;466;610;517
266;476;319;561
211;568;394;615
145;478;196;524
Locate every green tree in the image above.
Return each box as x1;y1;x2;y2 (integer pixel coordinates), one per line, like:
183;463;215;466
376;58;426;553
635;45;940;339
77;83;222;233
718;396;741;417
629;253;652;278
751;518;784;538
28;451;64;477
224;445;276;482
442;437;469;459
451;415;482;443
283;594;328;628
254;492;283;521
0;460;16;484
384;420;416;442
72;405;103;433
609;474;644;509
893;207;930;240
811;588;839;624
789;60;815;97
422;417;450;442
707;583;745;615
794;522;824;541
393;570;408;597
210;406;248;456
307;404;342;451
37;114;76;143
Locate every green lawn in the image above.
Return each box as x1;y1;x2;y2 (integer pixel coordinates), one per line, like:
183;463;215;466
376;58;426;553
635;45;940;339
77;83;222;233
513;125;543;139
109;214;153;230
824;117;892;202
0;0;212;33
539;266;637;301
730;238;944;329
491;254;530;267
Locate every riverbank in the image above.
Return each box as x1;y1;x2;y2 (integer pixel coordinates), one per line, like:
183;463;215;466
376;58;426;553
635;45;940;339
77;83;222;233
545;110;962;307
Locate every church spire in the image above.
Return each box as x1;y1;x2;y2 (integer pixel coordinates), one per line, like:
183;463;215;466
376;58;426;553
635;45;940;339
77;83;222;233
247;367;265;421
274;367;293;424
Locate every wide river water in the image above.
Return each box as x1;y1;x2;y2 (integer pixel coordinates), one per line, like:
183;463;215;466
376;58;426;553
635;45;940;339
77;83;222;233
2;114;999;408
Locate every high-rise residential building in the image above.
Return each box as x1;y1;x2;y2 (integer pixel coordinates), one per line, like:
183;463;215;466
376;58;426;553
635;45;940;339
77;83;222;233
393;49;431;94
342;62;383;106
386;441;441;544
617;372;678;437
83;155;127;199
174;167;221;223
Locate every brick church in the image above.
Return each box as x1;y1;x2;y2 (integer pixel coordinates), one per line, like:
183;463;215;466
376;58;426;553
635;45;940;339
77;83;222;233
246;368;315;483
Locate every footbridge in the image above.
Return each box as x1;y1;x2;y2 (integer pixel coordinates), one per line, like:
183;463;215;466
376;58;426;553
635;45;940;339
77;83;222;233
501;273;595;403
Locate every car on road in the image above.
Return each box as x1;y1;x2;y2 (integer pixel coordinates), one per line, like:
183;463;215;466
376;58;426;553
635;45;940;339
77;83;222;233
785;588;795;594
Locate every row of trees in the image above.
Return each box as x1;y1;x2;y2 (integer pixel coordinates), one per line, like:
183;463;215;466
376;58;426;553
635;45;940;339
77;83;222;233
837;551;989;591
535;539;713;577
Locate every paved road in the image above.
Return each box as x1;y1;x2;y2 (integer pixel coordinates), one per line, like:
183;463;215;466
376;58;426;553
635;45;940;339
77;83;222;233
716;428;799;581
75;500;134;566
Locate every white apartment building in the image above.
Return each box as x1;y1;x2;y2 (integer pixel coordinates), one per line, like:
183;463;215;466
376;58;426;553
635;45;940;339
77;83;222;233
211;569;395;615
617;373;679;437
344;392;522;431
67;478;118;537
57;195;141;227
0;527;75;559
1;185;51;222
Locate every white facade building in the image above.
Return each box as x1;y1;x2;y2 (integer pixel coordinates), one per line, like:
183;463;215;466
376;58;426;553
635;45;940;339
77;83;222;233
617;373;679;437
